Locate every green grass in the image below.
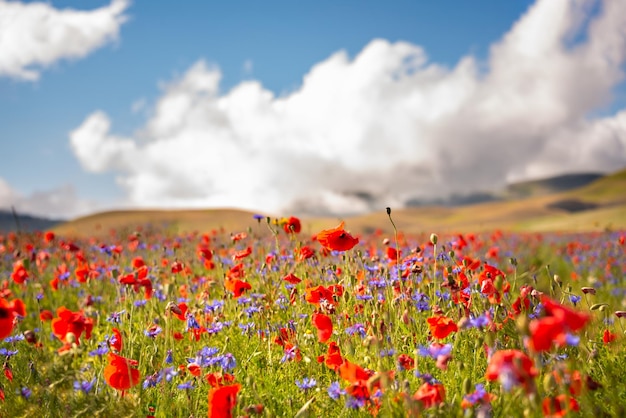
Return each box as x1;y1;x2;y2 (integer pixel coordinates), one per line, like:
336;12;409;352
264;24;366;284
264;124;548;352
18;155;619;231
1;218;625;417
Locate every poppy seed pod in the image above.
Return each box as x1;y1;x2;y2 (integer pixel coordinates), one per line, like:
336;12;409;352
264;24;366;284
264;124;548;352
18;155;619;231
581;287;596;295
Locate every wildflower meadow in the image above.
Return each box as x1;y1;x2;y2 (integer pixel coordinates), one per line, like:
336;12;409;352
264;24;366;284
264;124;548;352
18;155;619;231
0;211;624;417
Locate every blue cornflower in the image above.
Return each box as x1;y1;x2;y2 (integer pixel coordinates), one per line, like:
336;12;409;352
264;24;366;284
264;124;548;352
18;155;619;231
106;310;126;324
185;314;201;331
73;379;96;394
564;333;580;347
345;323;367;338
281;345;299;363
243;306;261;317
4;334;25;343
379;348;396;357
159;367;178;382
219;353;236;371
463;383;487;405
0;348;18;358
346;396;365;409
177;381;194;390
165;349;173;364
466;314;490;329
144;325;162;338
417;343;452;359
20;387;32;399
88;342;109;357
143;373;159;389
327;382;346;400
569;295;582;306
295;377;317;391
134;299;147;308
412;292;430;312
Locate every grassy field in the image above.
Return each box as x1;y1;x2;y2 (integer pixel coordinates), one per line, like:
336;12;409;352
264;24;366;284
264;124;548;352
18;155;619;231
1;205;625;416
0;169;621;416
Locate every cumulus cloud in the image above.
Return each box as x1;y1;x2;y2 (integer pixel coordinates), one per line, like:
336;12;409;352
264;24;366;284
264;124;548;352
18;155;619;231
70;0;626;216
0;177;106;220
0;0;129;80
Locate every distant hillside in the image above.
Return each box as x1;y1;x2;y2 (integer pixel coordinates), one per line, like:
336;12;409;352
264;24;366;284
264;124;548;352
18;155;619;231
504;172;603;199
51;167;626;237
0;209;61;233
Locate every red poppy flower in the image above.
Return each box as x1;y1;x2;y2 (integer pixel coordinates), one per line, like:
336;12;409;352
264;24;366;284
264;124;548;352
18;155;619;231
398;354;415;370
11;261;28;284
283;273;302;284
427;315;458;339
316;222;359;252
339;360;372;383
227;263;245;280
312;312;333;343
39;309;53;322
317;341;343;370
282;216;301;234
305;285;335;307
110;328;123;352
232;246;252;261
51;306;93;345
208;383;240;418
529;296;591;352
0;297;26;339
295;246;315;261
225;279;252;298
413;382;446;408
205;371;236;388
542;394;579;417
485;349;537;393
104;352;141;391
603;329;617;344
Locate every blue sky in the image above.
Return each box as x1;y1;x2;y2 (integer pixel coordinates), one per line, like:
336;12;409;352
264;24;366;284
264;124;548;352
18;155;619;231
1;0;625;219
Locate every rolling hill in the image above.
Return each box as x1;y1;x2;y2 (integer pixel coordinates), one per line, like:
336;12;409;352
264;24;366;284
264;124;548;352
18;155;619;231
49;167;626;238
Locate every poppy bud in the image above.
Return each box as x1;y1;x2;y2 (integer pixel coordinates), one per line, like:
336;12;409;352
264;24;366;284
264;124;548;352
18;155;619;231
553;275;562;287
166;302;183;316
23;330;37;345
402;309;410;325
65;332;77;344
581;287;596;295
430;234;438;245
462;377;472;394
386;207;391;215
382;238;390;246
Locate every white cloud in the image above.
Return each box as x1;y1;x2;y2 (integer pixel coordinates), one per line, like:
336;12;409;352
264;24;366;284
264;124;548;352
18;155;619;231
0;0;129;81
69;0;626;216
0;177;106;220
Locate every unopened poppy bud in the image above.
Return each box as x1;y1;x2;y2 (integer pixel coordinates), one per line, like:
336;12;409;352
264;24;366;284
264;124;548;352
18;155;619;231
531;289;543;298
615;311;626;318
590;303;607;311
553;274;562;286
23;330;37;344
382;238;390;246
386;207;391;215
581;287;596;295
448;250;455;259
462;377;472;394
430;233;438;245
166;302;182;316
65;332;77;344
402;309;410;325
